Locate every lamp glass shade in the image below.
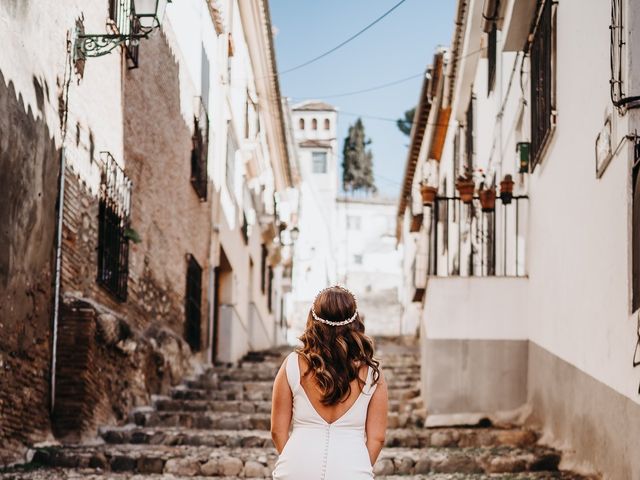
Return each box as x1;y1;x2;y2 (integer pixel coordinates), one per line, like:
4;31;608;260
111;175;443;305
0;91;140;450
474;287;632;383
134;0;169;28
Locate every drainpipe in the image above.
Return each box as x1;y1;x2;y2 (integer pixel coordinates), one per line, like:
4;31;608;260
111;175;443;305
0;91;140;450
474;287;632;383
50;146;66;413
51;32;73;413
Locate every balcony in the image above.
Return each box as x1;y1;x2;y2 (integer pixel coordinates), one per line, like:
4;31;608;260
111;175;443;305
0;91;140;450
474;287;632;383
419;195;530;422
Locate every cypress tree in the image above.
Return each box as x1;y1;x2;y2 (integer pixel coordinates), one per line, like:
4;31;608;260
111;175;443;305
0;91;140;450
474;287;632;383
342;118;375;194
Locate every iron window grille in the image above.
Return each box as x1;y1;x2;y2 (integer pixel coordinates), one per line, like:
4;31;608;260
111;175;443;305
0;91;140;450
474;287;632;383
487;24;497;95
260;244;267;294
185;254;203;352
107;0;141;68
191;103;209;201
267;266;274;313
632;141;640;311
97;152;132;301
241;212;249;244
529;0;556;170
465;95;475;169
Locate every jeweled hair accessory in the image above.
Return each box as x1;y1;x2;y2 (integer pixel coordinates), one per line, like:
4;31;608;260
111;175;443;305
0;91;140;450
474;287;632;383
311;285;358;326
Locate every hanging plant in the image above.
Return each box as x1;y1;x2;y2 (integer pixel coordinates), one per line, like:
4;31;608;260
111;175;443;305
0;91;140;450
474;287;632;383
455;168;475;204
479;186;497;212
500;174;515;205
124;227;142;244
420;182;438;206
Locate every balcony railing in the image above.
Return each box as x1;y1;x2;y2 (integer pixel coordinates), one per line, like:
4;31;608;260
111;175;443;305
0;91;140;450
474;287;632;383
426;195;528;278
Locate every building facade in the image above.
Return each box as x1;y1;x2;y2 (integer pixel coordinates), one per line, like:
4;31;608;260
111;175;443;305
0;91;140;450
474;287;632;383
0;0;296;465
398;0;640;477
336;196;407;336
288;101;339;338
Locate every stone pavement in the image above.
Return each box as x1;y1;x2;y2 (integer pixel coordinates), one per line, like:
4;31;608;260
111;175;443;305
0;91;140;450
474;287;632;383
0;337;597;479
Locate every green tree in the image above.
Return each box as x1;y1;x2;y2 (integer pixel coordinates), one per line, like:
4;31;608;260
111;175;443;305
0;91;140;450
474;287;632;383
342;118;376;194
396;107;415;136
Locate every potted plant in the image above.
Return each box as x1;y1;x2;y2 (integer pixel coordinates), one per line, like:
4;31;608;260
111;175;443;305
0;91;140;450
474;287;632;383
420;182;438;206
455;167;475;204
500;174;515;205
479;185;496;212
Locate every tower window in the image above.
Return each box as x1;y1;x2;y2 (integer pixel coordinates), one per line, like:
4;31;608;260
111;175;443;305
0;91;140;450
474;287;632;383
311;118;318;130
299;118;305;130
312;151;327;173
324;118;330;130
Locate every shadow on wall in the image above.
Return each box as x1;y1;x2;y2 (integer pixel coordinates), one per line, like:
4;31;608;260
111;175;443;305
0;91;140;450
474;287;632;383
0;69;61;465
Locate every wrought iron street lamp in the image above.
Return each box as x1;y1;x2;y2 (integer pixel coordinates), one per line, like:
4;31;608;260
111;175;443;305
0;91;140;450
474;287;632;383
75;0;172;60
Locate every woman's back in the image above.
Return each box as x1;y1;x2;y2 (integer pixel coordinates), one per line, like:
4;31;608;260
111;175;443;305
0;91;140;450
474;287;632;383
272;351;377;480
298;354;370;424
270;285;389;480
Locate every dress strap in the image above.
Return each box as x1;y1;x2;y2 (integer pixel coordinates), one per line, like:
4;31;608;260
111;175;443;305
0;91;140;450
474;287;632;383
363;365;378;395
285;351;301;395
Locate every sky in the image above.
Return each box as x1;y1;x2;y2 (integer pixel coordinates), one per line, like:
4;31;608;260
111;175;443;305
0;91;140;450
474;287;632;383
270;0;456;197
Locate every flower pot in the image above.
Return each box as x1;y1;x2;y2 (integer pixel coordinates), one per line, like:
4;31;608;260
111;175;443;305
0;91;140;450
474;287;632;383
456;179;475;204
500;175;515;205
479;187;496;212
409;214;423;233
420;184;438;206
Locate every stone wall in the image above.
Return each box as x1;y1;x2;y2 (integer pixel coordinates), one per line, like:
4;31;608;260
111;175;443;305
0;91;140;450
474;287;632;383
0;70;60;465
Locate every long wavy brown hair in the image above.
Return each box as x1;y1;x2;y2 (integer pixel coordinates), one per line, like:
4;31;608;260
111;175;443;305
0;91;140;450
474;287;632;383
296;286;380;406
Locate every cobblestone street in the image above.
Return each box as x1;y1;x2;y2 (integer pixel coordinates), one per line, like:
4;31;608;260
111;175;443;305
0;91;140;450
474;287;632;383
0;338;595;480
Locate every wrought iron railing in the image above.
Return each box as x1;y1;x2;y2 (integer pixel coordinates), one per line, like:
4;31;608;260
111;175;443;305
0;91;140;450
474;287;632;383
108;0;140;68
190;101;209;201
97;152;132;301
530;0;554;168
426;195;528;278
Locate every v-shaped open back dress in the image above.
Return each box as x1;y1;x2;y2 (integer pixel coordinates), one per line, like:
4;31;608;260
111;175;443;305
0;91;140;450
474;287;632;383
272;351;377;480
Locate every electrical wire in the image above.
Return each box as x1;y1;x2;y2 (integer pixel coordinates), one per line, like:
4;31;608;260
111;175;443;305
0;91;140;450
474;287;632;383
291;72;425;100
279;0;409;75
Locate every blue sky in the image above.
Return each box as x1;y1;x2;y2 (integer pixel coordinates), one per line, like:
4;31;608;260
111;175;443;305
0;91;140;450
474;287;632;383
270;0;456;197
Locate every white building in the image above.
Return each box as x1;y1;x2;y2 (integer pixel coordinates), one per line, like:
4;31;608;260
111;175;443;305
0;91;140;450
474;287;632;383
288;101;339;338
336;196;407;336
398;0;640;477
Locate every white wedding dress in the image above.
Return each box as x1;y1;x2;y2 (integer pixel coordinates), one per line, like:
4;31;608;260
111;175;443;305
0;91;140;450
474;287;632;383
272;351;377;480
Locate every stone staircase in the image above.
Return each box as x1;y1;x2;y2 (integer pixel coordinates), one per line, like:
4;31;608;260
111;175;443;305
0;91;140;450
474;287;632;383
0;337;595;479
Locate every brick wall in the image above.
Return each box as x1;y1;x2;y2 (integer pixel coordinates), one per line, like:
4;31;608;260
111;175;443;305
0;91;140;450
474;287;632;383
0;70;59;466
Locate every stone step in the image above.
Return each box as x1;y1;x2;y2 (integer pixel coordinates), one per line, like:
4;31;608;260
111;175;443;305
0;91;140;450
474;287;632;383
372;446;562;476
202;367;420;383
130;411;271;430
186;378;418;394
171;384;418;402
0;471;593;480
154;397;421;415
28;444;563;477
99;426;538;450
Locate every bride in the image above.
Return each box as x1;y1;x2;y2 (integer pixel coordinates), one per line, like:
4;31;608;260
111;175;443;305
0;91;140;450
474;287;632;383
271;285;388;479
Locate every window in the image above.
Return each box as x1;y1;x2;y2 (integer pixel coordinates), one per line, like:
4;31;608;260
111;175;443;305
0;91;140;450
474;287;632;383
108;0;140;68
312;151;327;173
354;254;363;265
324;118;330;130
267;266;274;312
487;24;497;95
191;111;208;201
226;127;238;199
260;244;267;294
299;118;305;130
633;142;640;311
465;95;475;169
97;152;132;301
347;215;361;230
311;118;318;130
530;0;556;169
185;254;203;352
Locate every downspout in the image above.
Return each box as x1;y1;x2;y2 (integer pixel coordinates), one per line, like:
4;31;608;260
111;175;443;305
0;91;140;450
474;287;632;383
51;32;73;413
50;147;66;413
